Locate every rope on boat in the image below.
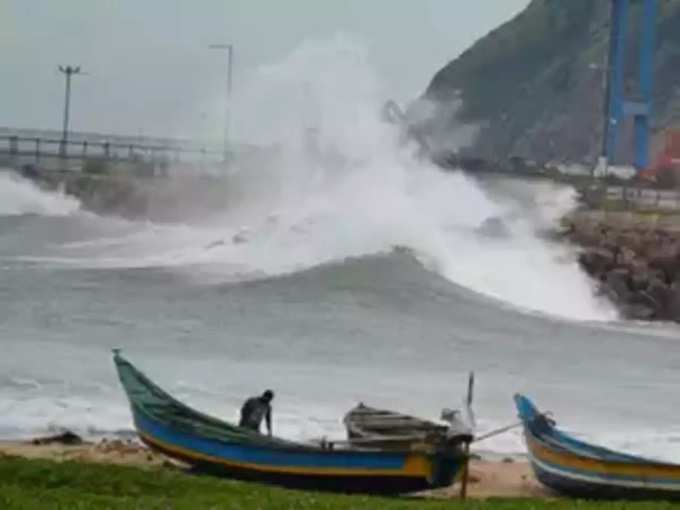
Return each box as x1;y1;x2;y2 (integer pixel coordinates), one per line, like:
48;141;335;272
473;412;553;443
473;421;523;443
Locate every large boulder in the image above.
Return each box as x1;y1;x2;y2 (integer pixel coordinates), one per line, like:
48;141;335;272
647;277;673;305
615;230;644;254
604;268;633;302
649;248;680;283
579;248;616;277
631;265;666;291
622;301;656;321
668;280;680;322
566;216;604;246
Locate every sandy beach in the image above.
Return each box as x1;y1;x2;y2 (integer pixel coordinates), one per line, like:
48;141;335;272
0;438;549;499
434;460;550;499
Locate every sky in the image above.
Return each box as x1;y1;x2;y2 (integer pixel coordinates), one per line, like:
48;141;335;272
1;0;529;142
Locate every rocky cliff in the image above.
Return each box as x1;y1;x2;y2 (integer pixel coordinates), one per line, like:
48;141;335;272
418;0;680;166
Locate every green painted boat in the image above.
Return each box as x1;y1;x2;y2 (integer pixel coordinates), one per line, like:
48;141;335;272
113;350;467;494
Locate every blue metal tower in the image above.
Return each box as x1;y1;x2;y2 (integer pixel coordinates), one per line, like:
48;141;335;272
603;0;657;171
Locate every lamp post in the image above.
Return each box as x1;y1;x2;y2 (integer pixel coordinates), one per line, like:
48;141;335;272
209;43;233;162
58;65;82;156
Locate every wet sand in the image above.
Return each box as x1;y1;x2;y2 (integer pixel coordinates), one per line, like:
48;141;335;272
429;460;550;499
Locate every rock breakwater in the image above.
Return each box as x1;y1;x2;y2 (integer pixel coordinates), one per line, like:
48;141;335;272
568;210;680;322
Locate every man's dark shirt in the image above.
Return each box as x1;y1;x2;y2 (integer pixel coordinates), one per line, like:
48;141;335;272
239;396;272;433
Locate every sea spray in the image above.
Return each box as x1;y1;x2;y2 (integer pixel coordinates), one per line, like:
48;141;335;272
0;171;80;217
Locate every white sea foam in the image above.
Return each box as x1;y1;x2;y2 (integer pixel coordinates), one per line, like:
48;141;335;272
0;171;80;217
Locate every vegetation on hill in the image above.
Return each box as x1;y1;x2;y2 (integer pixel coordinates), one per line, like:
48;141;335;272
420;0;680;166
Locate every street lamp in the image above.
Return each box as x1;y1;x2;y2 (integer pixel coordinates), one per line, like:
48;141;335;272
209;43;234;162
58;65;83;156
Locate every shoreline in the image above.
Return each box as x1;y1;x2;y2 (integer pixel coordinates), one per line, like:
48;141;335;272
0;438;548;500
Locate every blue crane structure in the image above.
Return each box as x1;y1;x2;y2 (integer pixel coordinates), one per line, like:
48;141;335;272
603;0;657;171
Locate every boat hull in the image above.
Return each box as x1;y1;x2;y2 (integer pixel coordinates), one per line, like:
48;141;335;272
532;460;680;501
516;394;680;500
132;407;459;493
141;433;437;493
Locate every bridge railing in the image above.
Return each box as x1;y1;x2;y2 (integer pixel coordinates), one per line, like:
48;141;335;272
0;135;224;164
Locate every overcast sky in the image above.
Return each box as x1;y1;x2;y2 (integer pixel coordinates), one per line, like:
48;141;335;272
2;1;529;141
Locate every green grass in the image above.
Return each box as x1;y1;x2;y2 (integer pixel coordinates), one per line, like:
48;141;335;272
1;456;679;509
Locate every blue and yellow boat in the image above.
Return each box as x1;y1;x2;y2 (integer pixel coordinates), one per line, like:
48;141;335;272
515;394;680;500
113;351;465;494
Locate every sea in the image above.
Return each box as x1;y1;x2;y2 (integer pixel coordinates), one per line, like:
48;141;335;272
1;38;679;461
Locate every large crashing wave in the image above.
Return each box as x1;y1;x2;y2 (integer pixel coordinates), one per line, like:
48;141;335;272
0;171;80;217
11;37;614;321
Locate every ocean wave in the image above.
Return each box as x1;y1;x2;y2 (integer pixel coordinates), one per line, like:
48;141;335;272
4;390;680;464
0;39;614;322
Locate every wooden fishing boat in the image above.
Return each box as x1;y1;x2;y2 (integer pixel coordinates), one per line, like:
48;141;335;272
112;350;466;494
343;403;473;451
515;394;680;500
